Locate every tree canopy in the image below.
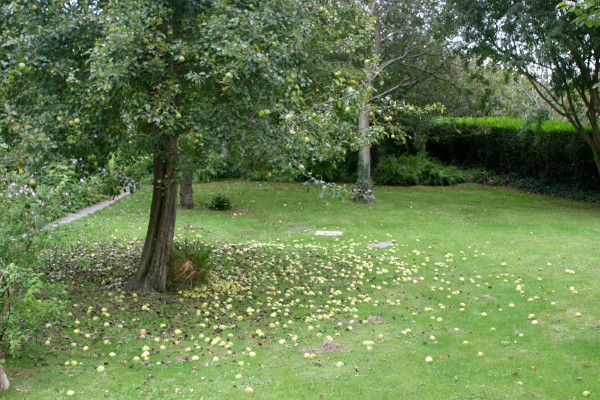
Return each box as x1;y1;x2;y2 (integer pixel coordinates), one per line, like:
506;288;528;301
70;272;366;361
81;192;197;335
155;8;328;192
445;0;600;175
1;0;374;291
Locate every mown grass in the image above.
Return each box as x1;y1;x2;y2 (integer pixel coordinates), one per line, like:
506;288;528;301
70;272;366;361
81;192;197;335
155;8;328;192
6;181;600;399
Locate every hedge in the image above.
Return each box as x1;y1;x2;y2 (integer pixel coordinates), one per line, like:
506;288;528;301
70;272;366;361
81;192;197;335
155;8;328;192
425;119;600;191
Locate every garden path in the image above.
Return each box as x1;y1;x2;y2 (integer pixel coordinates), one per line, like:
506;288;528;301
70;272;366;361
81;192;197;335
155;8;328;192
45;190;131;229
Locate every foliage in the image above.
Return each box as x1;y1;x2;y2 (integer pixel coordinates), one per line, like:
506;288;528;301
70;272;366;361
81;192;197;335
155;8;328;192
168;240;213;289
0;162;111;265
445;63;562;119
370;0;452;109
1;0;375;291
99;171;137;198
0;0;115;172
208;193;232;211
469;168;600;204
373;154;467;186
444;0;600;174
0;263;64;357
360;2;554;120
559;0;600;27
306;151;358;184
123;158;154;185
426;120;600;192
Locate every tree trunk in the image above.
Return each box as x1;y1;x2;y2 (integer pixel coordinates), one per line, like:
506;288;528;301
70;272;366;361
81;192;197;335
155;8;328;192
354;110;375;203
124;135;178;292
0;364;9;392
373;2;382;56
180;171;194;210
588;131;600;177
221;142;230;158
353;1;380;203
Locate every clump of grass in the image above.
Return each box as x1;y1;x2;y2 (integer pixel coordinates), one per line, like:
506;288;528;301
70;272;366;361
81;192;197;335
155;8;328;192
168;239;213;288
207;193;232;211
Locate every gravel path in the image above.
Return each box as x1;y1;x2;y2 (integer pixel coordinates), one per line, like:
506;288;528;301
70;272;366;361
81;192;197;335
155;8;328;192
45;190;131;229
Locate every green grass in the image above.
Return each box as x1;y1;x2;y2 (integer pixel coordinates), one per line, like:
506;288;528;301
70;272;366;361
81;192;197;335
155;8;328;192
6;181;600;399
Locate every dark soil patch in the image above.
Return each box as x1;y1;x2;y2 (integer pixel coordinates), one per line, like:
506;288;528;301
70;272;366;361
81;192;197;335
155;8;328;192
367;315;384;324
305;341;347;354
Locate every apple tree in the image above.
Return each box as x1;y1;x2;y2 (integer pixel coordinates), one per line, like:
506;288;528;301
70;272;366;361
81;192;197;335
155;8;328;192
0;0;112;170
98;0;374;291
1;0;374;292
166;1;376;210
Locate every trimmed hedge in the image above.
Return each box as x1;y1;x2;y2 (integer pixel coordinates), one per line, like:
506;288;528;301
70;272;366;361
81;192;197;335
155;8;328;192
426;120;600;191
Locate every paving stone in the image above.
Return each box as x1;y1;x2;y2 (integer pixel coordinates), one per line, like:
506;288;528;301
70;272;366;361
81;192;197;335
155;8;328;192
315;230;343;237
368;241;395;248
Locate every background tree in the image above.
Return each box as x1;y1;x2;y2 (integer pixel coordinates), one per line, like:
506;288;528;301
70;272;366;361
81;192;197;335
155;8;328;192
434;60;561;118
348;0;448;201
445;0;600;175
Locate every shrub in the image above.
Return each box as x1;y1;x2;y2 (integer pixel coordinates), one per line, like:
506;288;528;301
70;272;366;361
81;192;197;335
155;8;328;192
305;151;359;183
208;193;232;211
373;154;467;186
466;169;600;204
469;169;492;184
0;263;64;357
168;240;213;288
123;157;153;185
0;163;112;264
99;171;138;198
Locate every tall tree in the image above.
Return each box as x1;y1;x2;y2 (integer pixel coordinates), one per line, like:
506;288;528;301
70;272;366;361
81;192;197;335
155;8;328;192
2;0;372;292
445;0;600;175
352;0;448;201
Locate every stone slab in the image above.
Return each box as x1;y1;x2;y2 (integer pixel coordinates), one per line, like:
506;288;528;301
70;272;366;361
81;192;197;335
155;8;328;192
368;241;395;248
315;230;343;237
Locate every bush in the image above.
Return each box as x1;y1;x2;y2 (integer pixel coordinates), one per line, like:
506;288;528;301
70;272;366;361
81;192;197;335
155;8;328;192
305;151;359;183
466;169;600;204
0;163;113;264
208;193;232;211
0;263;64;357
99;171;138;198
123;157;153;185
168;240;213;288
373;154;467;186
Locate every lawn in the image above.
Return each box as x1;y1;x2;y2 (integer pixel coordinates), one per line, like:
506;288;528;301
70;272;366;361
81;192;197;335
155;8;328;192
6;181;600;399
